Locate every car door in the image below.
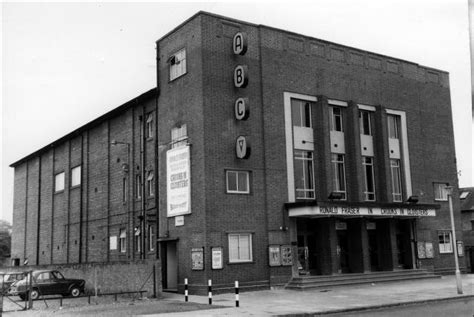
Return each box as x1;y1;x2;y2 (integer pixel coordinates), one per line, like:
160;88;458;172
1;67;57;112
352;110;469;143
51;271;69;294
35;272;52;295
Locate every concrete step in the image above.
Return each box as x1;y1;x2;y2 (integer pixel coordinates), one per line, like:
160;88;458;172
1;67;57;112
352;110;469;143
286;270;441;290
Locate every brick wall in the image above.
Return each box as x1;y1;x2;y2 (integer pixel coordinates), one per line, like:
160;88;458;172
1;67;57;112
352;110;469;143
1;260;161;296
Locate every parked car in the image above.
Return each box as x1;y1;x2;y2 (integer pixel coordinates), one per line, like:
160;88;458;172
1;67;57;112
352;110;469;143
0;272;26;294
8;270;85;300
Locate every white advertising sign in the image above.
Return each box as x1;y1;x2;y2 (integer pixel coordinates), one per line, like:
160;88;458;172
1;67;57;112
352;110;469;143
167;146;191;217
289;205;436;218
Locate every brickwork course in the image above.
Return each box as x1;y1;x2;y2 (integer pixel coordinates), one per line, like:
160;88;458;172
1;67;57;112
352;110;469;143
9;11;466;294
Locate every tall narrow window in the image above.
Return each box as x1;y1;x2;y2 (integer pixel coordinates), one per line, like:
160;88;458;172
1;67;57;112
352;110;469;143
171;124;188;148
228;233;253;263
362;157;375;201
169;48;186;81
438;231;453;253
136;174;142;199
148;225;155;252
134;227;141;253
390;159;402;202
359;111;373;135
146;113;154;139
147;171;155;197
331;154;347;200
291;99;312;127
55;172;65;192
122;178;127;203
433;183;449;201
330;107;343;132
119;229;127;253
71;166;81;187
388;115;400;139
294;150;315;199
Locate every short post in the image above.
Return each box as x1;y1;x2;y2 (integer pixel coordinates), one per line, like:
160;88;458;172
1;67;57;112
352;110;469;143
60;297;63;308
208;279;212;305
114;293;117;301
235;281;239;307
88;295;91;304
28;270;33;310
184;278;188;302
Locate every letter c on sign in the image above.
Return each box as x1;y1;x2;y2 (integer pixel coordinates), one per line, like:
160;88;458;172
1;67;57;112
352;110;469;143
234;65;248;88
233;32;248;55
235;98;249;120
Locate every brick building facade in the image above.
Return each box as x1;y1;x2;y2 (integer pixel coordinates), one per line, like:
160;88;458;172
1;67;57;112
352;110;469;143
10;12;466;293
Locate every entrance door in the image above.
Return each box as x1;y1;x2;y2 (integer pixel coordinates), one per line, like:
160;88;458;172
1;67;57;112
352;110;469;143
395;220;413;269
337;230;349;273
368;230;379;271
469;247;474;273
161;241;178;291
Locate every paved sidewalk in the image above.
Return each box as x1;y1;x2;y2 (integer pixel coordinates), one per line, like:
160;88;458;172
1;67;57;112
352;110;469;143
152;274;474;316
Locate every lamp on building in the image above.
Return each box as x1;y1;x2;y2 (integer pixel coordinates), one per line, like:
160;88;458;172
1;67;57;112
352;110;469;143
445;185;463;294
328;192;344;200
406;195;419;203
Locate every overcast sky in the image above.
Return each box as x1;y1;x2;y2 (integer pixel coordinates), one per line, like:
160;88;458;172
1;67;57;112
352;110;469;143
2;1;472;223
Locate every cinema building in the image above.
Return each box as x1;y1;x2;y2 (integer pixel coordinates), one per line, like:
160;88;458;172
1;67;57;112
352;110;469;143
10;12;466;293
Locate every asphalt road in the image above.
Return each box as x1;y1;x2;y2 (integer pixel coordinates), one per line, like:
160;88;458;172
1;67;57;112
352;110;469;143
327;298;474;317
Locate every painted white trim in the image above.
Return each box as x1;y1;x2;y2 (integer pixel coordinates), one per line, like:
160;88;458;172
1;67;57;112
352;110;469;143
284;92;317;202
385;109;412;197
328;99;348;107
358;104;376;112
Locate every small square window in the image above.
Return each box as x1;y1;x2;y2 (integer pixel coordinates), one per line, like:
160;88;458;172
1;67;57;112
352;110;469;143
228;233;253;263
71;166;81;187
226;170;250;194
169;48;187;81
119;229;127;253
55;172;65;192
433;183;449;201
147;171;155;197
146;113;154;139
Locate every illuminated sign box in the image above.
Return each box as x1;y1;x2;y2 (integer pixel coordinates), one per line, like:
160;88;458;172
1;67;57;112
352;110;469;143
289;205;436;218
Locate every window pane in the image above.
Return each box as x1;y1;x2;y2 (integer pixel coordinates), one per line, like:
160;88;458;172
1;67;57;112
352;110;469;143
291;99;302;127
55;172;65;192
227;171;237;192
388;115;399;139
331;107;343;132
239;235;250;260
229;235;239;261
71;166;81;186
237;172;248;192
170;49;186;81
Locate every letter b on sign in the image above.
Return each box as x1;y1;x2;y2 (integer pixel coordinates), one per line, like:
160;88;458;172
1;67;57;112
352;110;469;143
233;32;248;55
234;65;248;88
235;98;249;120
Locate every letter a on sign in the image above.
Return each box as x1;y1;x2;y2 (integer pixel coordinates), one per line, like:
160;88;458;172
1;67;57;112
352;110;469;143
233;32;248;55
236;136;251;159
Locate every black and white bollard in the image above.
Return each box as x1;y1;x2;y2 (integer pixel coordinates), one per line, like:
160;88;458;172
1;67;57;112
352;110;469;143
184;278;189;302
235;281;239;307
208;279;212;305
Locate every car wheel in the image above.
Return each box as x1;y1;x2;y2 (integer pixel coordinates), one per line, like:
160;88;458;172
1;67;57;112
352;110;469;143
29;289;40;300
70;287;81;297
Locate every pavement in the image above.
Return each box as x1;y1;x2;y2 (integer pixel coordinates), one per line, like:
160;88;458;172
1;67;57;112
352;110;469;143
153;274;474;316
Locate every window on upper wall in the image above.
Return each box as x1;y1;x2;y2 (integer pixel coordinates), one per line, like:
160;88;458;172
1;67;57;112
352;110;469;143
390;159;402;202
146;113;154;139
434;183;449;201
171;124;188;148
294;150;315;199
55;172;65;192
136;174;142;199
359;111;373;135
169;48;186;81
362;157;376;201
134;227;141;253
331;154;346;200
119;229;127;253
226;170;250;194
147;171;155;197
388;114;400;139
438;231;453;253
291;99;312;128
330;107;343;132
228;233;253;263
148;225;155;252
71;166;81;187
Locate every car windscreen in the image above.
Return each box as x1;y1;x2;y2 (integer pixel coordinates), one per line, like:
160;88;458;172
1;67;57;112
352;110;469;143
52;271;65;280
